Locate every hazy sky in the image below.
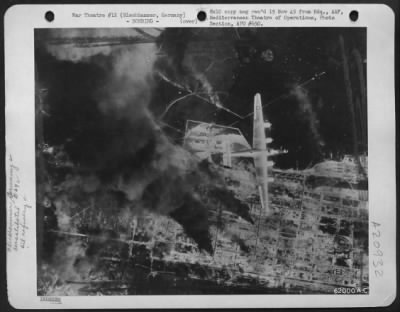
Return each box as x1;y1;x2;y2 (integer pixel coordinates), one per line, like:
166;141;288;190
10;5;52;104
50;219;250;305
36;27;367;169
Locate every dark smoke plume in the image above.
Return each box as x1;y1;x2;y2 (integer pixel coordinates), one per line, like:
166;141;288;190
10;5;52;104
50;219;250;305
36;29;219;254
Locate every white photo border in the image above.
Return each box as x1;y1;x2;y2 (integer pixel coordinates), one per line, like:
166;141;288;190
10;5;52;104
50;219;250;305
5;3;396;309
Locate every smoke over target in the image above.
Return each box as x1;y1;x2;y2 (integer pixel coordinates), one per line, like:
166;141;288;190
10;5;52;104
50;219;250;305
34;27;368;297
290;85;325;148
36;29;226;270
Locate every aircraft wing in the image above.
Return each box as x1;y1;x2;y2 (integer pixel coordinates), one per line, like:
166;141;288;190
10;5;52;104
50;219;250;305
222;146;255;167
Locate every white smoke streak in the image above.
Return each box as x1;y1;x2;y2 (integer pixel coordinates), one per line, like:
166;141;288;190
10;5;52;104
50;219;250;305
291;85;325;147
43;28;158;63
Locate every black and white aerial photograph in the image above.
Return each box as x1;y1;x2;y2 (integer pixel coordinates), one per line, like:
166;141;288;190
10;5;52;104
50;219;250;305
35;27;368;295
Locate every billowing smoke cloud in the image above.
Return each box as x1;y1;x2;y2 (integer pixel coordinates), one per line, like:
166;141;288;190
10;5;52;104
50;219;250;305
290;85;325;148
38;29;217;255
36;29;258;295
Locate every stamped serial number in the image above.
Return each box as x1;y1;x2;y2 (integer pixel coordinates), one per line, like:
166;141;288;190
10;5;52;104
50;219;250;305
334;287;369;294
371;221;384;278
40;296;61;304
